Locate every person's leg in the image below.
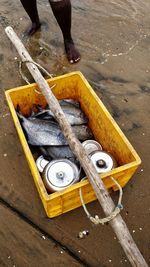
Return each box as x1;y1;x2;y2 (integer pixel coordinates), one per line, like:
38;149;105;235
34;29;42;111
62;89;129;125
49;0;80;63
20;0;41;35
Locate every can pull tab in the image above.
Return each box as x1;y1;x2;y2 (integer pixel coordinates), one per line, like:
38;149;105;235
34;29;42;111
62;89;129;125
56;171;65;179
96;159;107;168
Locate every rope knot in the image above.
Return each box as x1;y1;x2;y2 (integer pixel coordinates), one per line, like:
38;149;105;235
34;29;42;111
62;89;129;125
79;176;123;226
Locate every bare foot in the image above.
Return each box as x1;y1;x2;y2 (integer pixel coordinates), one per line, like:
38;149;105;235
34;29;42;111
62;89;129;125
64;39;81;64
24;22;41;36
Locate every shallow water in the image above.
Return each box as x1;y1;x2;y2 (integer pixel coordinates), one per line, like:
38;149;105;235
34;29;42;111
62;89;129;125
0;1;150;266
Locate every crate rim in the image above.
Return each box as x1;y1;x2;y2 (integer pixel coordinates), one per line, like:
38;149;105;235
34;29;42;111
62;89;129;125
5;70;142;203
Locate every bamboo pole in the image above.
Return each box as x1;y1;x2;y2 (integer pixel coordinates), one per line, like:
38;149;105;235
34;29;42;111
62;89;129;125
5;26;148;267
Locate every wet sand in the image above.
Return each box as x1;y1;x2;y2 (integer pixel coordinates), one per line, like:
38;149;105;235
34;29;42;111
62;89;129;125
0;0;150;266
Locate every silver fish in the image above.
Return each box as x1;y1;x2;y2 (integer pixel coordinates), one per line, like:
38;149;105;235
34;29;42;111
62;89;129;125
40;145;76;162
18;113;93;146
72;125;93;140
31;103;88;125
18;114;67;146
59;99;80;108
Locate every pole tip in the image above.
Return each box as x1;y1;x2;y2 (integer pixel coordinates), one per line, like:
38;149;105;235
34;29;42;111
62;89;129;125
5;26;13;34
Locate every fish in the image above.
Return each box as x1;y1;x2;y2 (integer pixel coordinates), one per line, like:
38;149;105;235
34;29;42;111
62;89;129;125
59;99;80;108
30;102;88;125
30;110;54;121
18;113;93;146
72;125;93;141
39;145;76;162
18;113;67;146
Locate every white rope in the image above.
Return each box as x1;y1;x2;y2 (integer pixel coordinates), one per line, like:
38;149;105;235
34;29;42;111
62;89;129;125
18;60;56;94
18;59;54;95
79;176;123;225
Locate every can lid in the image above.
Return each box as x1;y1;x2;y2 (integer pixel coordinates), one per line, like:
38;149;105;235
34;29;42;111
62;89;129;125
43;159;80;192
82;140;102;155
36;155;49;173
90;151;116;173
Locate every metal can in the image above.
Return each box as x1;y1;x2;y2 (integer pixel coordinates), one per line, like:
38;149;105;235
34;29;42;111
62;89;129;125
82;140;102;155
90;151;117;173
36;155;49;173
43;159;80;192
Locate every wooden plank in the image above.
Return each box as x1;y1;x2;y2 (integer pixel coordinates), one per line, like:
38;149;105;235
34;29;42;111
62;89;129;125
0;203;83;267
5;26;148;267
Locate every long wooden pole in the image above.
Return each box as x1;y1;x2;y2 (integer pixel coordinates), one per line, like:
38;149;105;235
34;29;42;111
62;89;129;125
5;26;148;267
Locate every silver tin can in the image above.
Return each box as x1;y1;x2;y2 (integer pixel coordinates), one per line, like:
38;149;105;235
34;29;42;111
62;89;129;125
43;159;80;192
36;155;49;173
82;140;102;155
90;151;117;173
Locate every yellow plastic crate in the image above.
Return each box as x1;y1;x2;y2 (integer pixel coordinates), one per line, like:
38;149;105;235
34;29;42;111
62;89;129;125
5;71;141;218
